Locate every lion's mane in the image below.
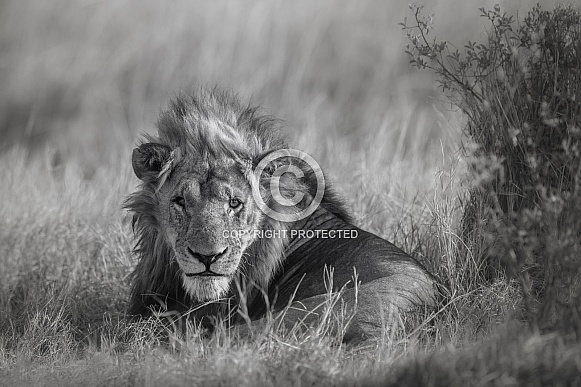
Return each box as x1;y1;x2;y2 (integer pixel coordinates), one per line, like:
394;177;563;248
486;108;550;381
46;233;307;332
125;88;351;317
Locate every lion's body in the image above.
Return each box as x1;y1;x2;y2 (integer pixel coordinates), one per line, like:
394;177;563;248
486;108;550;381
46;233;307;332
126;88;436;341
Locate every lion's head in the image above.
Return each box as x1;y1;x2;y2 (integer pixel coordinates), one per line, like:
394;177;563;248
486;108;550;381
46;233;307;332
126;89;314;314
134;144;266;301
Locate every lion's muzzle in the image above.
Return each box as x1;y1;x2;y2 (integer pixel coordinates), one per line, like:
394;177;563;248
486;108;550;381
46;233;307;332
187;246;229;266
178;245;234;277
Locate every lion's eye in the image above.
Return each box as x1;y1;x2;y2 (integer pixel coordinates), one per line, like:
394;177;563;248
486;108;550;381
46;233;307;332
229;198;243;209
172;196;186;208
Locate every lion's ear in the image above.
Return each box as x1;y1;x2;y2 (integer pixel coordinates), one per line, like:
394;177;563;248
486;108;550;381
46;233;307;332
253;150;290;176
132;143;172;180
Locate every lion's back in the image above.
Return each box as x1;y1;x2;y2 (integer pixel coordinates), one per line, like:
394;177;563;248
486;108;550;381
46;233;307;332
252;223;436;317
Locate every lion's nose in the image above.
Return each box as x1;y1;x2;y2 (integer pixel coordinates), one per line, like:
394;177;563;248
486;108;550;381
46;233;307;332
187;246;228;266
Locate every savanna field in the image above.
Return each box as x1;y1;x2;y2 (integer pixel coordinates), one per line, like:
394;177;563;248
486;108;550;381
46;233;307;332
1;0;581;385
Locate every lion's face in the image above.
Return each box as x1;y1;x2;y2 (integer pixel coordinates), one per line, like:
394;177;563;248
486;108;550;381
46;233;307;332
159;158;263;301
131;140;267;302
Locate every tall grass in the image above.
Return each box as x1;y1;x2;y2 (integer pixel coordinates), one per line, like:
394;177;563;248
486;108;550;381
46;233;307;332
1;0;578;385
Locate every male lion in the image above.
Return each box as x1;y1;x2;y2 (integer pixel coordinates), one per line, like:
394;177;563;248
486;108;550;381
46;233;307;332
126;88;436;342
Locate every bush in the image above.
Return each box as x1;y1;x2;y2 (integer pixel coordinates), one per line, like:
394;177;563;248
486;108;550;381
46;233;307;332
402;3;581;335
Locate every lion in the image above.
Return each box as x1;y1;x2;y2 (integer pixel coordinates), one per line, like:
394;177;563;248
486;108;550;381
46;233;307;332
125;88;436;342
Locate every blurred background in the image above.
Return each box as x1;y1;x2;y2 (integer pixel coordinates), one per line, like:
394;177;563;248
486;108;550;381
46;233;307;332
0;0;562;178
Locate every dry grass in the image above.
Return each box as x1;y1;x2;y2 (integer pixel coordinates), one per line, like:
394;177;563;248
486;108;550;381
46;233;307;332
0;0;576;386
